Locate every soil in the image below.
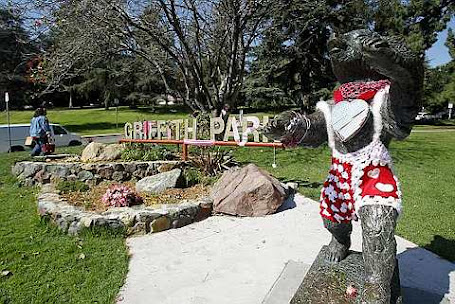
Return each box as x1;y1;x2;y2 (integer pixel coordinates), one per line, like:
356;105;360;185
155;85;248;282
61;181;210;212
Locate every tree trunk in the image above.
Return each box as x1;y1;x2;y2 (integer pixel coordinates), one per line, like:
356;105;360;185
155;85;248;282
68;90;73;108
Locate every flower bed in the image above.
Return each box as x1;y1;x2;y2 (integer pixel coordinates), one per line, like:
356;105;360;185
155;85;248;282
38;183;213;236
60;181;209;212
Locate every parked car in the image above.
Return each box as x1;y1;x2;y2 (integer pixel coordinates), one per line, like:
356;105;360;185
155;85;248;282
0;123;82;153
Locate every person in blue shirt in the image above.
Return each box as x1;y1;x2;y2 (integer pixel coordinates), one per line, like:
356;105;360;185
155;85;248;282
29;107;51;156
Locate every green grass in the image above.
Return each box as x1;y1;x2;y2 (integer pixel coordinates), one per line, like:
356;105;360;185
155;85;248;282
0;107;454;302
0;107;191;135
0;147;129;304
0;107;285;136
233;131;455;261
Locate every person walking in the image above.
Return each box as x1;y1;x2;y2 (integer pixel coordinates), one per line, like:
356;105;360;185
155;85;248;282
29;107;51;156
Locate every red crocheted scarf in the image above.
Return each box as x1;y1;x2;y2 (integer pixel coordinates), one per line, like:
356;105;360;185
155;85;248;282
333;80;390;103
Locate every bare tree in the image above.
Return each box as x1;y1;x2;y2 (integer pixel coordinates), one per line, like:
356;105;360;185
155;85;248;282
27;0;272;113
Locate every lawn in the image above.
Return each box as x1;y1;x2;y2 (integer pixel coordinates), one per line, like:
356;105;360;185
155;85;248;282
0;147;129;304
0;107;279;136
232;130;455;261
0;108;453;303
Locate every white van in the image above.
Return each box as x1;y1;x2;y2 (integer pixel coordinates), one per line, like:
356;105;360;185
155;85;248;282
0;123;83;153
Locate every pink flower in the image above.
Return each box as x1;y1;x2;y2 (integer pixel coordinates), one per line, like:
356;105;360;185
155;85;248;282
346;284;358;299
102;185;143;207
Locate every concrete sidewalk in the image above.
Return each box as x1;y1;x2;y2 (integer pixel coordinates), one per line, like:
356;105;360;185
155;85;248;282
117;194;455;304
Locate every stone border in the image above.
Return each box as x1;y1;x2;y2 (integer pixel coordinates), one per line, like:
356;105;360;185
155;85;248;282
12;160;182;186
38;184;213;236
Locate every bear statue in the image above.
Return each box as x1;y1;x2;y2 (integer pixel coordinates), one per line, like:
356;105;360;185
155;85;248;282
264;29;423;303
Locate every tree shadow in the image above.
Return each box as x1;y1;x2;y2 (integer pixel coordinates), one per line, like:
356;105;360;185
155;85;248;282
424;235;455;263
64;122;119;133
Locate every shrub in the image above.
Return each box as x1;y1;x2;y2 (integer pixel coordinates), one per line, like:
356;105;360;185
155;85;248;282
56;180;89;193
101;184;143;207
121;143;174;161
184;167;219;186
189;147;238;176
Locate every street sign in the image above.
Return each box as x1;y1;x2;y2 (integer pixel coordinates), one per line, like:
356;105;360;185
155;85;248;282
448;103;453;109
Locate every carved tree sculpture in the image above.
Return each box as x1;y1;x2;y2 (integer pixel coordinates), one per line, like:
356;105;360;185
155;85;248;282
264;29;423;304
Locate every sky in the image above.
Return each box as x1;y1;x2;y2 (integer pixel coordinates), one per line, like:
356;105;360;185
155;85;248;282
426;17;455;67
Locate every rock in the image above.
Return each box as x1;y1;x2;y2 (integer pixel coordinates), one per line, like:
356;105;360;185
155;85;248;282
291;246;402;304
100;144;124;161
150;216;171;233
171;216;193;229
21;178;35;187
135;212;161;225
66;174;77;182
81;142;124;162
34;170;51;183
211;164;287;217
124;163;137;173
81;142;105;162
97;165;114;179
18;163;42;179
113;164;125;171
77;170;94;181
128;222;146;235
112;171;127;182
80;217;93;228
136;169;184;194
68;221;83;236
12;162;24;176
45;164;70;178
158;163;175;173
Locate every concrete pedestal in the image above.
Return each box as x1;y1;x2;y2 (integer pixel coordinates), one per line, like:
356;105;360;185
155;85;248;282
291;246;402;304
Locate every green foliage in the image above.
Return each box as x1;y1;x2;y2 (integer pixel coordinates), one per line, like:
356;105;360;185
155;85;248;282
446;28;455;60
56;180;89;193
247;0;454;110
189;147;238;177
0;7;40;109
184;167;218;187
121;143;173;162
423;27;455;114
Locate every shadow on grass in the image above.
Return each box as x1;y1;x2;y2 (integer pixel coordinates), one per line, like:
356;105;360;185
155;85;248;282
63;122;120;133
424;235;455;262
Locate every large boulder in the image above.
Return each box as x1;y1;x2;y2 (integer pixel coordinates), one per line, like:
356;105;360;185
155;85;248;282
136;169;183;194
81;142;124;162
211;164;287;217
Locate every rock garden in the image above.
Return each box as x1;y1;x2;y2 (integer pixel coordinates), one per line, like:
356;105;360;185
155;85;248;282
12;141;292;237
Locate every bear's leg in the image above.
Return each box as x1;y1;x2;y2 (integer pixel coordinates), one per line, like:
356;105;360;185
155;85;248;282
359;204;398;304
323;218;352;262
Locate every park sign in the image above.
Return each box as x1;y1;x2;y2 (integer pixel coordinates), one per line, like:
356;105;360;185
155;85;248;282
124;115;272;144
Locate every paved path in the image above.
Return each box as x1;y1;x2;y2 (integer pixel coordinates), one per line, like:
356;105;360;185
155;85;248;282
117;195;455;304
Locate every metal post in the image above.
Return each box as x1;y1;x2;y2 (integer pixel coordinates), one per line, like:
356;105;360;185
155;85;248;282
182;143;188;161
5;92;12;153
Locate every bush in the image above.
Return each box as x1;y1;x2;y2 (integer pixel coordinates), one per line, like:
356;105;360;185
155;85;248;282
184;167;219;186
56;180;89;193
121;143;174;161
